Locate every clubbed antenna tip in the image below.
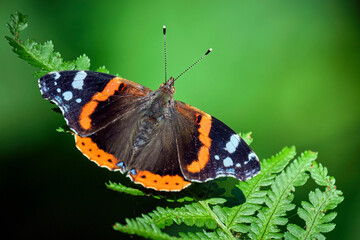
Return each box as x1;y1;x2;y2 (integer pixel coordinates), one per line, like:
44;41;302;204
205;48;213;55
174;48;213;81
163;25;166;35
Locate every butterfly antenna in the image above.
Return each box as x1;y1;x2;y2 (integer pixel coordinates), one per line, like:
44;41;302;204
163;25;167;83
175;48;212;81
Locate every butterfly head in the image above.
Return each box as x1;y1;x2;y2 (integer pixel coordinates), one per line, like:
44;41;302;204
159;76;176;95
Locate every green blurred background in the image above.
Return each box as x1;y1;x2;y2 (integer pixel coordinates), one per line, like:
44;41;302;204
1;0;359;239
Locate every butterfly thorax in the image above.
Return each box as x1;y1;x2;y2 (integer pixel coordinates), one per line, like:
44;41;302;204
132;78;175;151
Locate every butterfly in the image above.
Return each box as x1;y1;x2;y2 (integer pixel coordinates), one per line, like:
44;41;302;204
38;27;260;191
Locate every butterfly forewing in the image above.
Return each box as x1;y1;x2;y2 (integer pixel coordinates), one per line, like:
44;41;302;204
39;71;151;136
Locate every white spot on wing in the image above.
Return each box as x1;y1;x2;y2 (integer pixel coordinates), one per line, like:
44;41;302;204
53;71;60;80
72;71;86;89
224;134;241;154
236;163;241;168
223;157;233;167
76;98;82;103
248;152;258;162
214;155;220;160
230;134;240;148
62;91;73;101
57;88;61;93
225;142;235;154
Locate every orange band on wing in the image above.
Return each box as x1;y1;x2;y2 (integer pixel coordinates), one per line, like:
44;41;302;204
75;134;119;170
79;78;123;130
129;170;191;191
186;114;212;173
79;101;98;130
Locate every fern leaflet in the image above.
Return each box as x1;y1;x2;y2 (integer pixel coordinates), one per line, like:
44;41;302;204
249;151;318;239
6;12;107;78
226;146;297;232
284;162;344;240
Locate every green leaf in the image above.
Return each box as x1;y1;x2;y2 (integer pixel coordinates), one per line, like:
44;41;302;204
286;224;305;238
315;223;336;233
5;12;90;78
96;65;110;73
6;11;28;38
75;54;91;70
240;132;253;145
284;162;343;240
118;203;218;230
227;146;296;232
106;181;146;196
107;181;196;202
113;219;177;240
206;198;227;205
250;151;317;240
179;229;230;240
309;162;329;186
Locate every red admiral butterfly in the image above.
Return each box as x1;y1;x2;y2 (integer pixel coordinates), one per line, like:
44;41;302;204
38;27;260;191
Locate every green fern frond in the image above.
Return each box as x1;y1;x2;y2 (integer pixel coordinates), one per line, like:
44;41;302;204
249;151;317;239
106;181;146;196
137;203;218;229
114;199;233;239
6;11;27;39
226;146;296;232
179;229;233;240
113;197;242;239
5;12;107;78
107;181;197;202
113;219;177;240
284;162;344;240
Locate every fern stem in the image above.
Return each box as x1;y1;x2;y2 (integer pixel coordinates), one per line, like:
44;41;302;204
198;200;235;240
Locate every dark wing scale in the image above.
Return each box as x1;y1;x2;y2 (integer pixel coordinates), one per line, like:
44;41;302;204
174;101;261;182
39;71;151;136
